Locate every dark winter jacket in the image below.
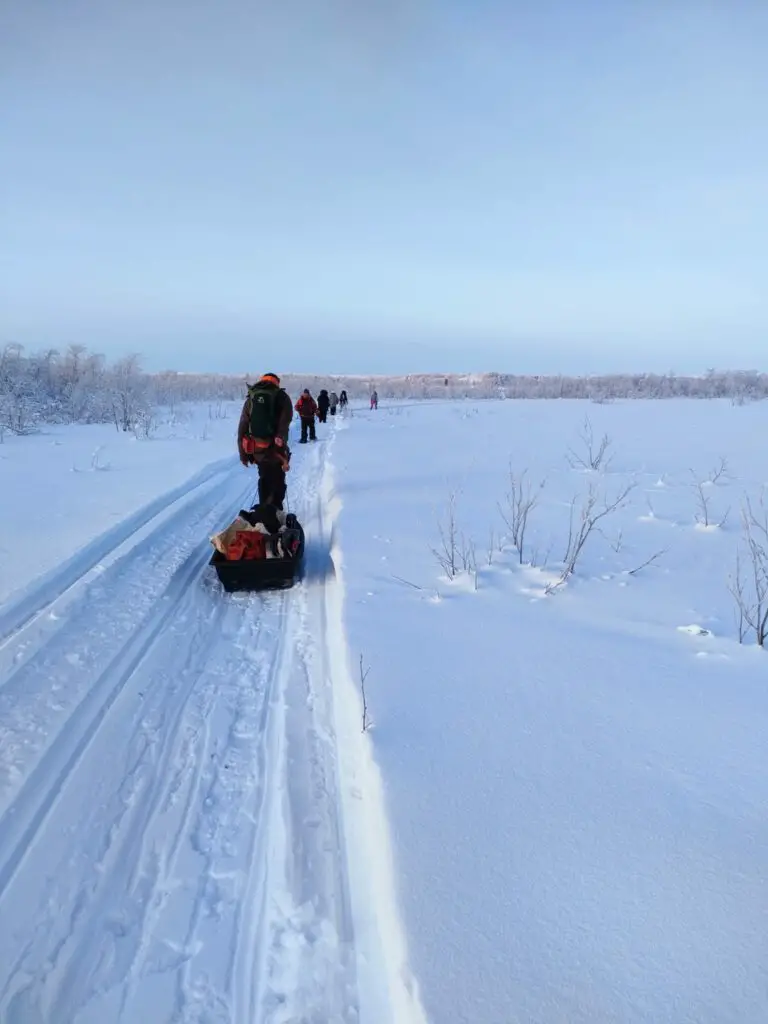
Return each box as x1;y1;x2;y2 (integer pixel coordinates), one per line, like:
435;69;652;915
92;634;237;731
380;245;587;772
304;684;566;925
295;393;318;419
237;382;293;458
317;390;330;412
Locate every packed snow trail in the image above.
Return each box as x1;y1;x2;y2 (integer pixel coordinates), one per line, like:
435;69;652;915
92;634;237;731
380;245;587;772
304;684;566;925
0;434;426;1024
0;455;237;647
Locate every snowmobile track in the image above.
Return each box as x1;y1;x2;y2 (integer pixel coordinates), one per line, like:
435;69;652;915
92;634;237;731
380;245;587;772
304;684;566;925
0;455;236;653
0;465;253;813
0;538;224;904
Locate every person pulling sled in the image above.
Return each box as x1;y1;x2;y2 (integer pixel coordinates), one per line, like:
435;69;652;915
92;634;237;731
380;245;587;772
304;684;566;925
237;372;293;510
295;389;318;442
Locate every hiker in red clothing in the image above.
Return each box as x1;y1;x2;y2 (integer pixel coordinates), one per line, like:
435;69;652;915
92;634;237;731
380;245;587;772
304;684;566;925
295;389;318;443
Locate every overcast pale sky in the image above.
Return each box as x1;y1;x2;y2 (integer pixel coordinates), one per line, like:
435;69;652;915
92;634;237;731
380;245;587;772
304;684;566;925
2;0;767;374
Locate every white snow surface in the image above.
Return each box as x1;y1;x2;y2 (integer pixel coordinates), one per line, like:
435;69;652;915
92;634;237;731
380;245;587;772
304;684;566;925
2;397;768;1023
333;398;768;1024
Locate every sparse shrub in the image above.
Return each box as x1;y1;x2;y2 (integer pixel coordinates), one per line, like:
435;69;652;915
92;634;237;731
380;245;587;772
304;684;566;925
690;470;730;529
566;415;613;472
729;493;768;647
498;467;544;565
545;481;635;593
430;491;460;579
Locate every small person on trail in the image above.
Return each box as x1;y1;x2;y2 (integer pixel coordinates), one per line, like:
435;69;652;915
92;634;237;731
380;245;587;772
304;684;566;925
370;389;378;410
329;391;338;416
317;389;330;423
295;388;318;443
237;372;293;510
339;389;348;410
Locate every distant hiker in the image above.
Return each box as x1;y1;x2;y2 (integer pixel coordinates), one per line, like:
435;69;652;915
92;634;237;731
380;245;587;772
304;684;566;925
329;391;338;416
237;372;293;510
370;389;378;410
295;388;318;443
339;389;348;409
317;389;330;423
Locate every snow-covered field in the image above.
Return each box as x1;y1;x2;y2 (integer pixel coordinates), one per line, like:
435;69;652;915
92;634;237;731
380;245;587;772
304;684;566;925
1;397;767;1023
335;398;768;1024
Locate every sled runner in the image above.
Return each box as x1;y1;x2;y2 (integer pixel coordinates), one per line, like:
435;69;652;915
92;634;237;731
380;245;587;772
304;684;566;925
209;506;305;592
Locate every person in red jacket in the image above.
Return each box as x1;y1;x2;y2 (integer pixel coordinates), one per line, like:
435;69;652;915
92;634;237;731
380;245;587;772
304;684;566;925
295;388;318;443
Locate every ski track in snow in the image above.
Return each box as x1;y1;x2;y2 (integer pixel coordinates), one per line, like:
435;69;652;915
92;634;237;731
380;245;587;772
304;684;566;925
0;435;420;1024
0;456;238;652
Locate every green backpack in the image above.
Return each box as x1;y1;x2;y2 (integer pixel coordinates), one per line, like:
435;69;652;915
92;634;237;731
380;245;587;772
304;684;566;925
246;384;279;440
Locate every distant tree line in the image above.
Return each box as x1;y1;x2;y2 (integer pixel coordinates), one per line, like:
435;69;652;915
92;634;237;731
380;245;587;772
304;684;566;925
1;343;765;437
0;343;239;438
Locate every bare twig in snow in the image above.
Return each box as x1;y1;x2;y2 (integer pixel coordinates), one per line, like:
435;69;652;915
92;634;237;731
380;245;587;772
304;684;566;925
528;539;553;570
728;550;748;644
391;574;424;591
468;538;479;590
458;531;475;573
487;527;495;566
624;548;668;576
707;456;731;485
360;654;371;731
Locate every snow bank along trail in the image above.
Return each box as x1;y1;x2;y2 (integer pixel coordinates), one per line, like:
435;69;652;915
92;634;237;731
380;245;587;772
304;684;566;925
0;433;424;1024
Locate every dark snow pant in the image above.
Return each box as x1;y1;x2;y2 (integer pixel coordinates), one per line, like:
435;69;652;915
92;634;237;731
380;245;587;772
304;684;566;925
330;406;336;416
257;460;287;509
300;417;316;442
318;408;328;423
